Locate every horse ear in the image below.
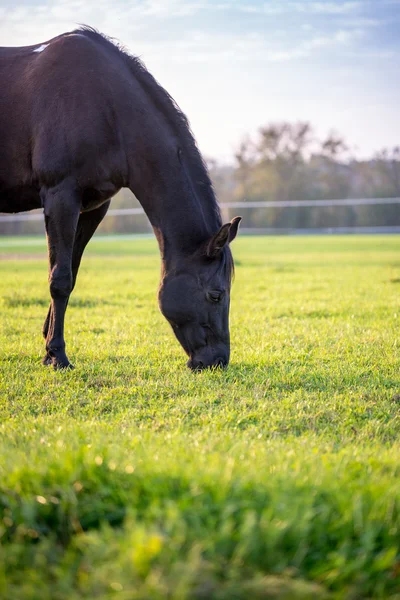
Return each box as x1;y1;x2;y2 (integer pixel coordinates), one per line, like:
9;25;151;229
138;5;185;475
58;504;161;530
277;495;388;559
228;216;242;243
206;223;231;258
206;216;242;258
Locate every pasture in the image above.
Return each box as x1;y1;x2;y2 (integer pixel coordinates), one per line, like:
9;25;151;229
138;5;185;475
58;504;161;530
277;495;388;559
0;234;399;599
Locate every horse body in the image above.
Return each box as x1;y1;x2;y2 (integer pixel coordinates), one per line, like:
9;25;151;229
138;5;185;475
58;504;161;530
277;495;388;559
1;32;133;214
0;27;240;370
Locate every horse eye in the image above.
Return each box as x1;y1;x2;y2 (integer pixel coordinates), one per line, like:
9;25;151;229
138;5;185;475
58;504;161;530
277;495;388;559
207;290;223;303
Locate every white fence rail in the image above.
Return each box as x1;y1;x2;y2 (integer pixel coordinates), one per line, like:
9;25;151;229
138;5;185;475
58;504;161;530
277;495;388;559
1;197;400;223
0;207;145;222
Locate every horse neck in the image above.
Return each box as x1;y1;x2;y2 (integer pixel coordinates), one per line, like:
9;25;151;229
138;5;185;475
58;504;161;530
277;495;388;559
130;153;221;267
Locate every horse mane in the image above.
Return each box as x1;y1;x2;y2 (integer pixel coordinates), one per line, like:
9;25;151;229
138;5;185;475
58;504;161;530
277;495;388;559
72;26;222;230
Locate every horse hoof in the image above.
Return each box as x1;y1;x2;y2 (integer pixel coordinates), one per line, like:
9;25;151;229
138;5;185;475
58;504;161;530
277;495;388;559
47;350;74;370
42;353;52;366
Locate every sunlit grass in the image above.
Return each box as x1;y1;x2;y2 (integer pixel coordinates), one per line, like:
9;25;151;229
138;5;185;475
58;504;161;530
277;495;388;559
0;235;399;598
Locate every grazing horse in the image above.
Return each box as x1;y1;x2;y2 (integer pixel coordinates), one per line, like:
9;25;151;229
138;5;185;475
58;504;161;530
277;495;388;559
0;27;241;370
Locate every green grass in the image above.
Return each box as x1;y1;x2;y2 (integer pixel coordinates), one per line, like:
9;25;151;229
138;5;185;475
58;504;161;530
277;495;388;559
0;235;399;599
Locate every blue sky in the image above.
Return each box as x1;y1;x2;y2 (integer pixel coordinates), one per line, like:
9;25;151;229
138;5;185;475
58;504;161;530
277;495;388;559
1;0;399;162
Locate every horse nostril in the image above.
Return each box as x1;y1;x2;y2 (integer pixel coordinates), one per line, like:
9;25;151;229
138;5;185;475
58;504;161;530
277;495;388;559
187;358;205;371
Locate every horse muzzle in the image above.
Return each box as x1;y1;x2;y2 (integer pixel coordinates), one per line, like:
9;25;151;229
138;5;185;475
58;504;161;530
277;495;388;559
187;348;229;371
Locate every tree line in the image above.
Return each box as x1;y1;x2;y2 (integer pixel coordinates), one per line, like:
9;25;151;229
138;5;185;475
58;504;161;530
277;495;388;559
208;122;400;230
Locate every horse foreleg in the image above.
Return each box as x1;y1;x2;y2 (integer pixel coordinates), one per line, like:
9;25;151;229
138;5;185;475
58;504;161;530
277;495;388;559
41;307;52;365
42;181;80;369
42;200;111;367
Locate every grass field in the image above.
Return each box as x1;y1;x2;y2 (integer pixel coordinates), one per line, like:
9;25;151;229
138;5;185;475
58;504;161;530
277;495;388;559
0;234;399;599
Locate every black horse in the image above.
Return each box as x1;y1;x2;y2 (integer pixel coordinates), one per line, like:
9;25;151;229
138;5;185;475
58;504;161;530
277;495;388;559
0;27;241;371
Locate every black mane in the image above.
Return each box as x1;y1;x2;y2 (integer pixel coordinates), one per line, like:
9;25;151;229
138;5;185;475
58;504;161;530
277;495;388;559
73;26;222;228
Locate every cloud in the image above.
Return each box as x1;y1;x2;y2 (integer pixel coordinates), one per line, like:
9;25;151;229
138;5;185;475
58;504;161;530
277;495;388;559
266;29;361;62
139;0;208;17
302;2;361;14
239;1;362;15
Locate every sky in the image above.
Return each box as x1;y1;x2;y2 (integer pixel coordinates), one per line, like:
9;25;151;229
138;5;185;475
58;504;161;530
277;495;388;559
1;0;399;162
